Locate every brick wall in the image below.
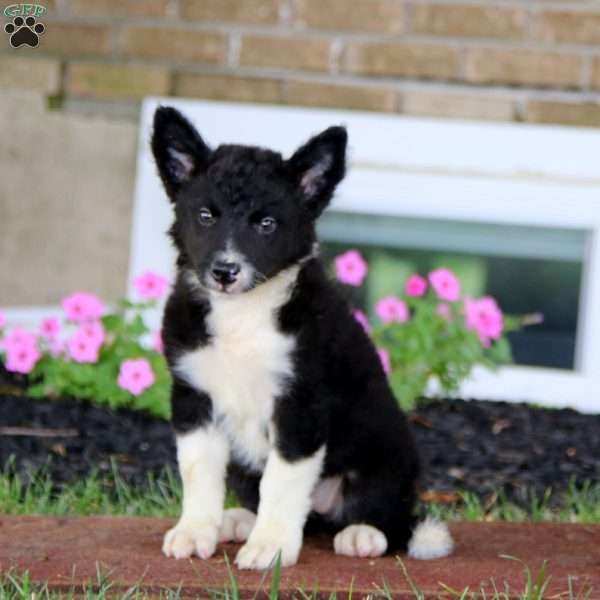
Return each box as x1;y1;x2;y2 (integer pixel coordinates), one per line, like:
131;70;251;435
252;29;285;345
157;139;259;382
1;0;599;305
2;0;600;126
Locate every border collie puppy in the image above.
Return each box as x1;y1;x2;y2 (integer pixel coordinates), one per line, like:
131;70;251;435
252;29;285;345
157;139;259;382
151;106;453;570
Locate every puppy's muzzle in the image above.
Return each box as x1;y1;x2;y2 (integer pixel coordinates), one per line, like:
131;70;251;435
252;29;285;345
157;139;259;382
211;260;241;287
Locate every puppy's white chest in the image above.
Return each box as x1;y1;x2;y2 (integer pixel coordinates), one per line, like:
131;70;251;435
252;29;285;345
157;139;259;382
175;275;296;470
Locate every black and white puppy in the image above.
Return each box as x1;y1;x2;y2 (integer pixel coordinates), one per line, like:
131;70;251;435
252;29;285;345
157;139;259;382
151;106;453;570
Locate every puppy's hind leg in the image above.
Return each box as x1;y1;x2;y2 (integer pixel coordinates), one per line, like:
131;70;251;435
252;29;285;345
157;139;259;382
334;524;388;558
332;467;453;559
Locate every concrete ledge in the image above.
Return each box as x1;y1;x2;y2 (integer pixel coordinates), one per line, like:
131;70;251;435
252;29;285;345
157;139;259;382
1;516;599;598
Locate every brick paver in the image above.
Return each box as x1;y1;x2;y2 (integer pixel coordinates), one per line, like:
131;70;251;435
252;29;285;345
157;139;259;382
1;516;599;598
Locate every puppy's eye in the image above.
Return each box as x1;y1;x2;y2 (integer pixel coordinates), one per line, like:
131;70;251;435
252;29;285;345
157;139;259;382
256;216;277;235
198;208;216;226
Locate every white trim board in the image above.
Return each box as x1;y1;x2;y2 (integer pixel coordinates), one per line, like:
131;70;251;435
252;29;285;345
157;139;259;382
97;100;600;413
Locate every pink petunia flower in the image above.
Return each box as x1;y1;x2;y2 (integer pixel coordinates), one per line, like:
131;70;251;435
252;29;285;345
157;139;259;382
353;310;371;333
405;274;427;297
78;320;105;347
3;327;38;352
153;330;164;354
5;344;41;374
0;309;5;329
133;271;170;300
436;303;451;320
118;358;155;396
377;348;391;375
429;268;461;302
375;296;409;324
48;338;65;358
464;296;504;348
62;292;104;322
334;250;368;287
39;317;61;340
67;332;101;364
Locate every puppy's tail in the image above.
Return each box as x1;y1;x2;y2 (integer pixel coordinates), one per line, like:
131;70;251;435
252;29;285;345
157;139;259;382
407;517;454;560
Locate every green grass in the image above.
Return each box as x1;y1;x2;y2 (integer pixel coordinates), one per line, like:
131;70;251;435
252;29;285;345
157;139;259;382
1;555;595;600
425;482;600;524
2;459;599;523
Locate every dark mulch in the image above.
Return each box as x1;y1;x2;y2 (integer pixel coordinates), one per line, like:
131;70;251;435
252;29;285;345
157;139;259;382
1;370;599;503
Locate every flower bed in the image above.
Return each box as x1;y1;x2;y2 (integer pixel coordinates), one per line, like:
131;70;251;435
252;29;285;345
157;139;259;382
333;250;535;410
0;254;533;415
0;272;171;419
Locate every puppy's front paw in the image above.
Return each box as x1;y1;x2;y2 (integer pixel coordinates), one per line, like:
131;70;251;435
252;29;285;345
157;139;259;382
162;520;219;560
235;527;301;569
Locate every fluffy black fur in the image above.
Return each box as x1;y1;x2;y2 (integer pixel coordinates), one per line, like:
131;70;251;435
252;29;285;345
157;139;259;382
152;106;420;553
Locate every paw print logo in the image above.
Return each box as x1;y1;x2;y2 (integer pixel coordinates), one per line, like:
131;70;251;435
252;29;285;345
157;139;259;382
4;15;45;48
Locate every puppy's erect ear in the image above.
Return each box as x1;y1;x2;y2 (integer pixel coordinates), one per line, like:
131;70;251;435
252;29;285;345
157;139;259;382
151;106;212;199
287;126;347;218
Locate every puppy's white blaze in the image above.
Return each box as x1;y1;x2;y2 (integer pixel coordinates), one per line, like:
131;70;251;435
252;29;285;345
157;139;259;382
236;446;325;569
176;427;229;524
407;518;454;560
175;266;298;471
213;241;255;293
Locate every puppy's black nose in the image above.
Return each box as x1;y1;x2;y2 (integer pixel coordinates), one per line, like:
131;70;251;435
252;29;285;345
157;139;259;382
211;261;241;285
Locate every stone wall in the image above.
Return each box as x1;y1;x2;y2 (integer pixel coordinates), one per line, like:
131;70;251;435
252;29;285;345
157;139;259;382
1;0;599;305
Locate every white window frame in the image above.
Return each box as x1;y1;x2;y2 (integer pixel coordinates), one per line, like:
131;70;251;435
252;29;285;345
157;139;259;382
8;98;599;414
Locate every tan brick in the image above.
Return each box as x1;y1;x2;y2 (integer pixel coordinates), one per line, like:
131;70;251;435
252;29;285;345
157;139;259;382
124;27;227;64
286;80;397;112
240;36;331;72
0;56;61;93
41;23;112;56
175;73;282;103
181;0;279;24
345;42;460;80
67;62;170;100
412;4;527;39
403;90;515;121
464;48;581;89
295;0;404;33
66;0;174;17
536;11;600;45
526;100;600;127
592;57;600;89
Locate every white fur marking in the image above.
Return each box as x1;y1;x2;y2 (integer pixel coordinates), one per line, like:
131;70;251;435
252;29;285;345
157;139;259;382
175;267;298;471
163;428;229;559
236;447;325;570
334;524;388;558
220;508;257;543
408;518;454;560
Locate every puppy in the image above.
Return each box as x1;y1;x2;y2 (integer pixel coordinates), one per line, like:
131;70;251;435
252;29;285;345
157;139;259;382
151;106;453;569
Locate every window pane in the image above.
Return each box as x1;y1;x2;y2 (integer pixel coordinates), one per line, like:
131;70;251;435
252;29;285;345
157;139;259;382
319;211;585;371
